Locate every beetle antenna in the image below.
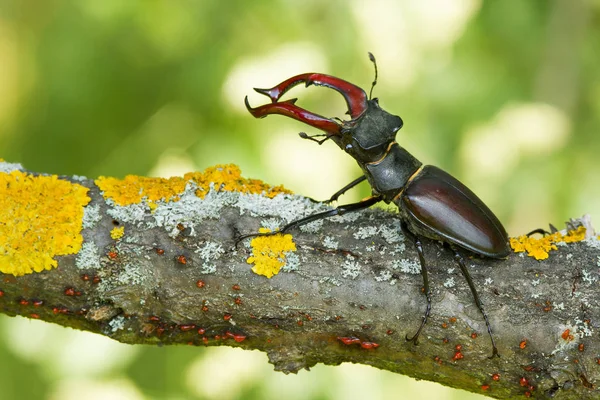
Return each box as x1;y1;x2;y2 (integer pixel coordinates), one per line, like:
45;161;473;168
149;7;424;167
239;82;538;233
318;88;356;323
368;52;378;99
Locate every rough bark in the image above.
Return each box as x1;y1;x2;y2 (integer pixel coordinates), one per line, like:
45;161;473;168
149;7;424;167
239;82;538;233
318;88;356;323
1;166;600;399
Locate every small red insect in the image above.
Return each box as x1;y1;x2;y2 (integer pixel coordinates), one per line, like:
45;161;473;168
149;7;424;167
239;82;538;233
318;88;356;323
179;324;196;332
360;341;379;349
337;337;361;346
225;331;247;343
64;288;81;296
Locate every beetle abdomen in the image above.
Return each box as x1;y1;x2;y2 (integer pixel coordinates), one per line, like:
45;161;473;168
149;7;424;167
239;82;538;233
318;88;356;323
397;165;510;258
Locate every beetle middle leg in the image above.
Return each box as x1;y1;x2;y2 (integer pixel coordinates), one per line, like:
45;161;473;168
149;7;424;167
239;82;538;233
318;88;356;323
235;195;382;245
451;246;500;358
401;223;432;346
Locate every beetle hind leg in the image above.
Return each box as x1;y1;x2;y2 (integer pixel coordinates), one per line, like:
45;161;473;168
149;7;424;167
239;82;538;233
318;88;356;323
451;246;500;358
401;223;432;346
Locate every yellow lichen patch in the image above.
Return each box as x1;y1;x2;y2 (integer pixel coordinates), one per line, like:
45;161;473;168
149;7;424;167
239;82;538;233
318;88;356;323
246;228;296;278
110;226;125;240
95;164;291;207
562;226;586;243
510;226;587;260
0;171;90;276
188;164;292;199
95;175;187;206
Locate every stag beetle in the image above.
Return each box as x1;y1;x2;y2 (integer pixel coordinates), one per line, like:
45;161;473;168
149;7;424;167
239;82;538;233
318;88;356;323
239;53;510;357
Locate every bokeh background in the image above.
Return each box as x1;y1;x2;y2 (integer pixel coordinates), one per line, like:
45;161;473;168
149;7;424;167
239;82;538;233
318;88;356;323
1;0;600;399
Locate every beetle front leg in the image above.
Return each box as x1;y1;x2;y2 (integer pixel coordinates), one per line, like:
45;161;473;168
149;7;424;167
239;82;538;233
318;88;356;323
235;195;382;246
326;176;367;203
401;223;432;346
305;175;367;205
451;246;500;358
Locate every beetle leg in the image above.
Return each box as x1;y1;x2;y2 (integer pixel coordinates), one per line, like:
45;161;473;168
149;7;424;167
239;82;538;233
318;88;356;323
450;246;500;358
326;175;367;203
526;228;550;237
401;223;432;346
252;73;368;118
304;175;367;205
526;223;559;237
235;195;382;246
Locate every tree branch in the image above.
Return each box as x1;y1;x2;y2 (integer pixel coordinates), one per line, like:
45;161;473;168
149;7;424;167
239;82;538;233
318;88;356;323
1;162;600;399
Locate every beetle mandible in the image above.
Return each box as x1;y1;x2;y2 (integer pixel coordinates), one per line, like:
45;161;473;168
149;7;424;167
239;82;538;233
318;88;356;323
238;53;510;358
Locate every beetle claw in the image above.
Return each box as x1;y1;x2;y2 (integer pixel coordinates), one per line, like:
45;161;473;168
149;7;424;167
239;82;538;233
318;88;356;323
253;87;280;102
488;348;500;359
405;333;419;345
234;230;281;248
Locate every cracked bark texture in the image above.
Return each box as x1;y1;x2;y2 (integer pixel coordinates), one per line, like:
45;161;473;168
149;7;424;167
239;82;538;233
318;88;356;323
1;171;600;400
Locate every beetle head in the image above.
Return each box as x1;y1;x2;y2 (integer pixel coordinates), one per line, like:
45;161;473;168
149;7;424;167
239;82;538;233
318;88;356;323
340;99;403;163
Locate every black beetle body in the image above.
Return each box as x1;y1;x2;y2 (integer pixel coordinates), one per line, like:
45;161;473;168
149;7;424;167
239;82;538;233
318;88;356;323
398;165;509;258
240;54;509;357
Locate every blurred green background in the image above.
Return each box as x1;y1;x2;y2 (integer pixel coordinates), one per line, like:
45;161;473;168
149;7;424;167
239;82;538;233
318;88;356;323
1;0;600;399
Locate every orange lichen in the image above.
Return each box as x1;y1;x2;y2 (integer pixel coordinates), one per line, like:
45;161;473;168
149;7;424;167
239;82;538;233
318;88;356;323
95;175;186;206
0;171;90;276
110;226;125;240
188;164;291;199
561;226;586;243
246;228;296;278
510;226;587;260
95;164;291;206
